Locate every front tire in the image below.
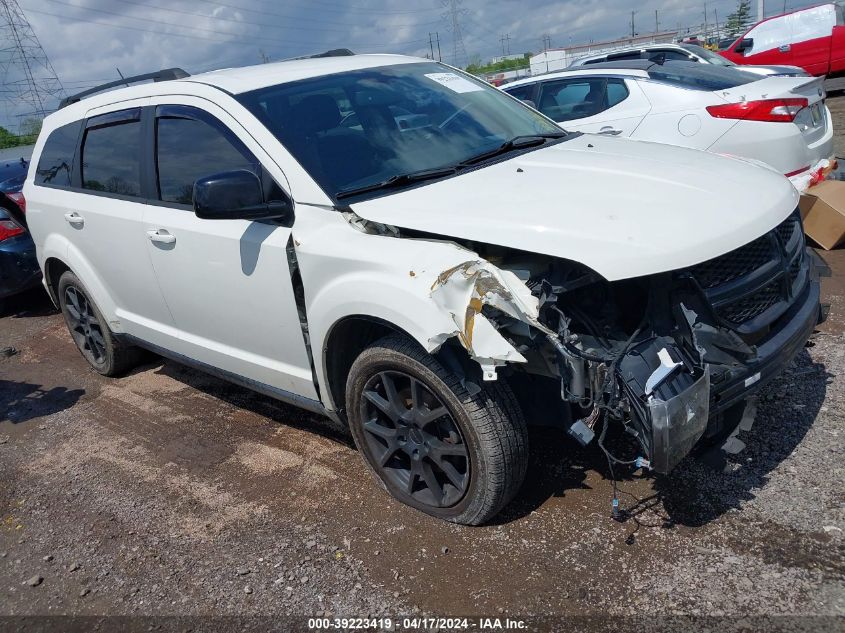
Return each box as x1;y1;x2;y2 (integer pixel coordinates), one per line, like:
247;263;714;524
346;334;528;525
57;271;143;376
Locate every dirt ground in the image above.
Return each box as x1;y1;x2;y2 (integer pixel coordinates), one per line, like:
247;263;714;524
2;103;845;632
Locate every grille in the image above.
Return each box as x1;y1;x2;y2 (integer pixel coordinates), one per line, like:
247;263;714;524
687;210;805;328
689;235;773;289
788;252;803;284
776;212;800;246
719;282;781;323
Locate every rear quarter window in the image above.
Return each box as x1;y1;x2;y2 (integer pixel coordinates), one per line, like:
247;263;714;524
647;61;757;90
81;113;142;197
35;120;82;187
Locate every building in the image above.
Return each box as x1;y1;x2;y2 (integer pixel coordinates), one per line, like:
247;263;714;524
530;31;679;75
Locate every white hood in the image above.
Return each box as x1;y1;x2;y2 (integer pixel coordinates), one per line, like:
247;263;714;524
351;134;799;281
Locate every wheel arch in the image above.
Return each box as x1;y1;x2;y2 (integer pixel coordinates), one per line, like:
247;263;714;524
43;256;70;306
321;314;481;421
322;315;411;419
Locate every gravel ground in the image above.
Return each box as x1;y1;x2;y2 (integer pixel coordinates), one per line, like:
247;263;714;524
2;101;845;632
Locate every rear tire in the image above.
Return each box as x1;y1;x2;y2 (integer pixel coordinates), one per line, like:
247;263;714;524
346;334;528;525
57;271;144;376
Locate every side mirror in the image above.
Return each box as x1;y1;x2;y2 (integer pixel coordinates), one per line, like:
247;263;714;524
520;99;538;110
193;170;292;221
736;38;754;53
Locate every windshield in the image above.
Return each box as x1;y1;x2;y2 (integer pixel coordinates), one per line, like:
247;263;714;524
237;62;563;200
681;44;735;66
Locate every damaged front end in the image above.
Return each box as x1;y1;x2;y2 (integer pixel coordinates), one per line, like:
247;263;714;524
430;208;822;474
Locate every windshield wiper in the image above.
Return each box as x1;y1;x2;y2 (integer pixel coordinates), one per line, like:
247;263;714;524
335;166;457;200
458;132;568;167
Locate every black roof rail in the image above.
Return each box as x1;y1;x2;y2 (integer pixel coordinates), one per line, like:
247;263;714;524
58;68;190;109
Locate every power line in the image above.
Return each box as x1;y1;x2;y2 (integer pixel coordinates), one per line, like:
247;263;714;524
192;0;440;16
109;0;442;32
22;5;428;54
39;0;411;44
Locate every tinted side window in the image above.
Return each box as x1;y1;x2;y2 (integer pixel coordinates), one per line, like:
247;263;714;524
647;50;694;62
81;115;142;197
35;120;81;187
504;84;535;103
606;79;629;107
155;109;259;205
606;51;644;62
537;78;607;121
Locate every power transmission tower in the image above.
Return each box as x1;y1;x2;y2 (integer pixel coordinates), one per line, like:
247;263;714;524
500;33;511;56
0;0;64;133
442;0;467;68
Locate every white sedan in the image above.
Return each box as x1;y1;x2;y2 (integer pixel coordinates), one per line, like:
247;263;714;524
503;60;833;189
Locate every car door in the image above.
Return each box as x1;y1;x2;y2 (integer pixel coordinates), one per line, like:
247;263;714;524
59;102;177;347
142;99;317;399
788;4;836;75
535;76;650;137
731;14;795;67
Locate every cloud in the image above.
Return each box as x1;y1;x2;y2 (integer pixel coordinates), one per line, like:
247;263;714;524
0;0;817;130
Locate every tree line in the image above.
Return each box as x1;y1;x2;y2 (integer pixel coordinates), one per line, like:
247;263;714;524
0;118;42;149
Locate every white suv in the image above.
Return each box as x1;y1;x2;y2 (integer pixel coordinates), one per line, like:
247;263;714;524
20;53;823;525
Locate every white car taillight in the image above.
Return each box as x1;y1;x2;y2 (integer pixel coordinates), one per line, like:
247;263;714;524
706;98;809;122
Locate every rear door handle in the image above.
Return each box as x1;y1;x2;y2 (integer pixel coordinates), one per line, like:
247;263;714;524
147;229;176;244
64;212;84;226
598;127;622;136
779;44;791;52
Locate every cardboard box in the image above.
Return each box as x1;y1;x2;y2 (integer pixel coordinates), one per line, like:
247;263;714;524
799;180;845;250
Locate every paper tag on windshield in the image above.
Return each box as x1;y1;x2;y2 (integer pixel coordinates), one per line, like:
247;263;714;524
425;72;484;93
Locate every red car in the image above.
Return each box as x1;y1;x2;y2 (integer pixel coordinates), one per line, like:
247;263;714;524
721;3;845;76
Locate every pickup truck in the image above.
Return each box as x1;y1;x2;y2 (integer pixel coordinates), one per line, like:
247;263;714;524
721;2;845;77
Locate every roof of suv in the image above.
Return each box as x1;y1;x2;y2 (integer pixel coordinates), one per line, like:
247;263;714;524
187;53;424;94
47;53;431;126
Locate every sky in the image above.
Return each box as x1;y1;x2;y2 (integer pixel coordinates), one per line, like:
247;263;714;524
0;0;822;130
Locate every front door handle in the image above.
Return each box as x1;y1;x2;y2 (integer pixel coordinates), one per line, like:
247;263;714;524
598;126;622;136
64;212;84;226
147;229;176;244
779;44;791;52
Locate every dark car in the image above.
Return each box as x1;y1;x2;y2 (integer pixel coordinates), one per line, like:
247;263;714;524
0;153;40;309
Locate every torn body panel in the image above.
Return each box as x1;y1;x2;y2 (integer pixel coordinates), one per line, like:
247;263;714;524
290;207;537;410
427;260;547;380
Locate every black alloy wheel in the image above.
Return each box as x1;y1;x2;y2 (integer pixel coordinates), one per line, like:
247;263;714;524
64;285;107;366
359;370;470;508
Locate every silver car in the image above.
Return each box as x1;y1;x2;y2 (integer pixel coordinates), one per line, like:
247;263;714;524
569;42;808;77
